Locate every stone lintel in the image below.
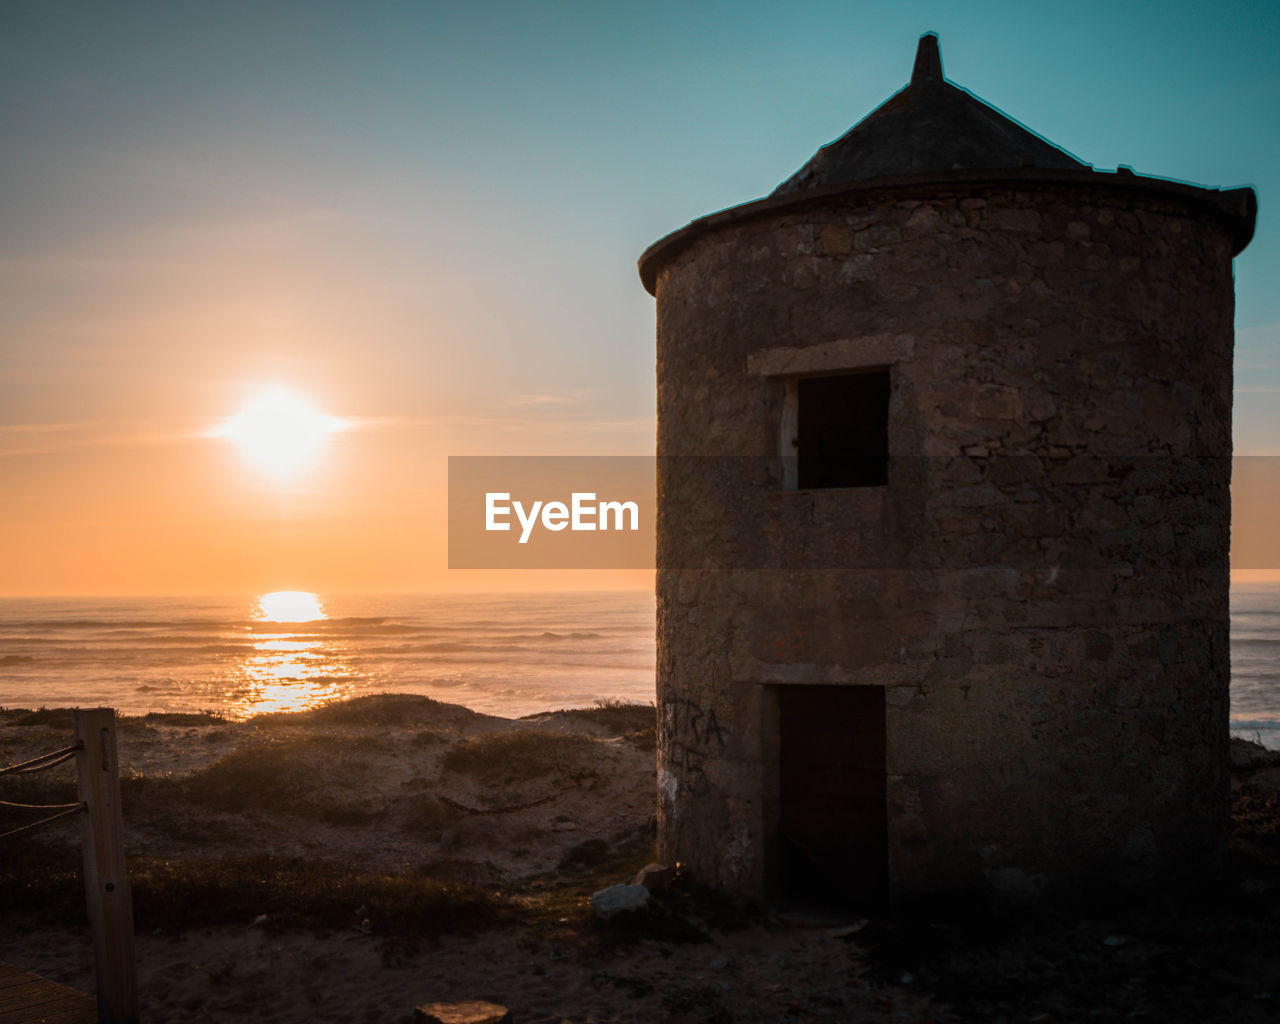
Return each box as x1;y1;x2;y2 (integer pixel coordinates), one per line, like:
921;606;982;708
747;334;915;377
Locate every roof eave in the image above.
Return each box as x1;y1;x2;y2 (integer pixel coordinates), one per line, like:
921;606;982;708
637;168;1257;296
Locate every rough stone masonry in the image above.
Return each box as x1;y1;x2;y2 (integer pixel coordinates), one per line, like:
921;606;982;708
639;34;1256;906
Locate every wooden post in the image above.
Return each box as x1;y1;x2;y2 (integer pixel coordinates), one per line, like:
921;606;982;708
74;707;139;1024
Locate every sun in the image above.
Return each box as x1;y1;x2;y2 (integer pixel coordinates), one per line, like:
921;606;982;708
255;590;327;623
212;387;348;478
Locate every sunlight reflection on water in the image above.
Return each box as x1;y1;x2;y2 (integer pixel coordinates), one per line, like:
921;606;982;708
222;591;359;716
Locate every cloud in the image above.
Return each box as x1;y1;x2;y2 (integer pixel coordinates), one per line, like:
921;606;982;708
0;420;197;458
502;390;592;408
0;403;656;461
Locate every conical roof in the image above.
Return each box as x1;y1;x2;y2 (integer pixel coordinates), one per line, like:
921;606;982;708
637;34;1257;295
774;33;1087;196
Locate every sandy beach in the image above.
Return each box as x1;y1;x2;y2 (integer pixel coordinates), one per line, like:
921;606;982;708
2;695;1279;1023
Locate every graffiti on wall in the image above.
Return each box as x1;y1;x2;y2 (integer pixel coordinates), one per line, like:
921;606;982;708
663;696;728;795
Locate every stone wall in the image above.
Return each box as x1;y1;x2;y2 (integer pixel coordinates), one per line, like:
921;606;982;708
653;182;1236;901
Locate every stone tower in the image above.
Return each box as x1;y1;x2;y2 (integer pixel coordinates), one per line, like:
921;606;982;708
638;34;1256;907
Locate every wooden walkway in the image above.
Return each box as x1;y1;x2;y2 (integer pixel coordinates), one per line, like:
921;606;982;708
0;963;96;1024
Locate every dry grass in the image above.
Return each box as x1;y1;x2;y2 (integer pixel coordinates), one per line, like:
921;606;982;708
0;707;77;729
1230;737;1280;867
178;732;388;813
0;695;650;943
0;707;227;729
560;699;655;733
128;855;510;934
249;693;464;729
0;841;509;936
440;730;599;784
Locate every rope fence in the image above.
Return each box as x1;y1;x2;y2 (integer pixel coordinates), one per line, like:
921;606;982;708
0;709;139;1023
0;738;88;841
0;797;84;809
0;742;82;776
0;803;86;841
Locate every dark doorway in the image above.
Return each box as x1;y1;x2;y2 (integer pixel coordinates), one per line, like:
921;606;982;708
796;370;890;489
777;684;888;910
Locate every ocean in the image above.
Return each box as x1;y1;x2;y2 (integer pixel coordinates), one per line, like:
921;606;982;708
1229;581;1280;750
0;591;656;720
0;586;1277;749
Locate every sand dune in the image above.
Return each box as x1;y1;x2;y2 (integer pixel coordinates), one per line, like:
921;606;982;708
2;696;1278;1023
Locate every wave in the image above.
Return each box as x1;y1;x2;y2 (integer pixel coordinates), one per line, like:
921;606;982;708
1230;611;1280;624
1234;674;1280;689
413;643;533;654
0;618;229;632
1231;717;1280;729
0;615;431;638
245;621;420;636
253;673;358;685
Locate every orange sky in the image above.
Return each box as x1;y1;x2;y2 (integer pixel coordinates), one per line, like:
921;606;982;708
0;388;655;595
1;3;1275;596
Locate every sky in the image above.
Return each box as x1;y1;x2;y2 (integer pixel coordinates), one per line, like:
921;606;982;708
1;0;1277;595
